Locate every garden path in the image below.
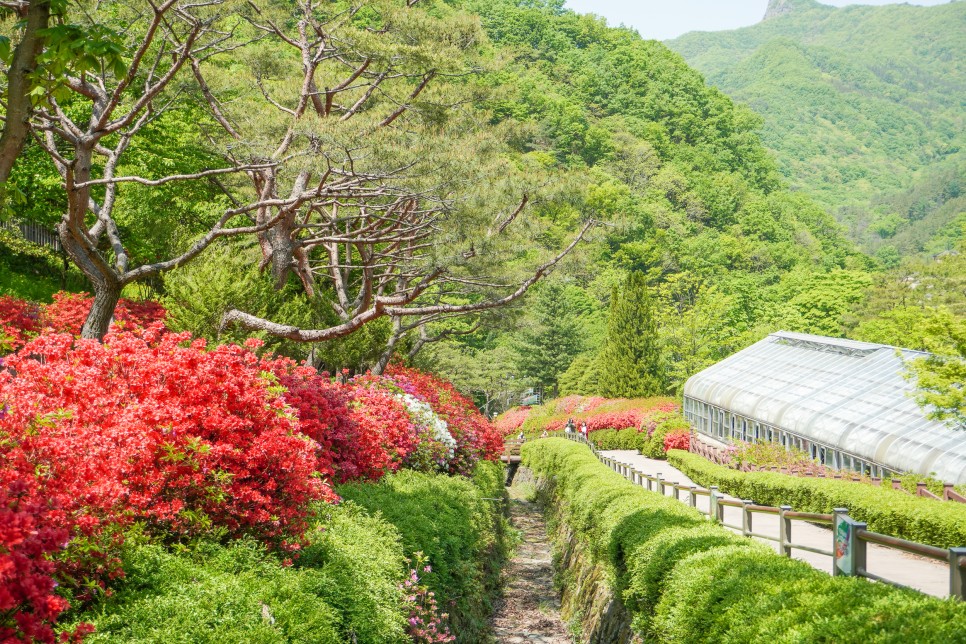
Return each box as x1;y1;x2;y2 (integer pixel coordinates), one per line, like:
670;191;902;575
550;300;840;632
490;475;574;644
600;450;950;598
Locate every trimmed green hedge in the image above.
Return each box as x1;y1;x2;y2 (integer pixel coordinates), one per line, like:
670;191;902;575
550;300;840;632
338;461;509;642
586;427;643;451
667;450;966;549
580;414;689;459
68;463;508;643
69;510;398;643
523;438;966;642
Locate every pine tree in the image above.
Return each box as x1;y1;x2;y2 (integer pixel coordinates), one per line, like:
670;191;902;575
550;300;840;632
597;272;665;398
515;282;585;396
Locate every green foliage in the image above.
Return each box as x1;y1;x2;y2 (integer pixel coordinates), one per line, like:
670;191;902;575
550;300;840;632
557;352;602;396
297;503;410;643
68;539;344;643
337;462;509;643
512;281;587;395
907;349;966;431
667;450;966;549
653;544;966;643
162;241;391;369
0;228;87;301
781;269;873;336
586;428;641;451
522;438;966;642
668;1;966;256
639;416;691;460
844;251;966;427
428;0;862;397
597;272;664;397
69;463;508;643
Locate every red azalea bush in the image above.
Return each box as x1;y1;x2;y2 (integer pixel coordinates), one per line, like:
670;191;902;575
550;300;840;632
0;329;332;599
0;476;93;644
0;293;504;641
42;292;167;335
346;384;419;479
663;430;691;453
384;365;503;475
266;359;388;484
500;397;686;446
494;407;531;435
0;296;43;352
553;395;607;415
0;293;166;354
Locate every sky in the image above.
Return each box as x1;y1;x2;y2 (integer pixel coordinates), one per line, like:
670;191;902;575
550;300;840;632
562;0;955;41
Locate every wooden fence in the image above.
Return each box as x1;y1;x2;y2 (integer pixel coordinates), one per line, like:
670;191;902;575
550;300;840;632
564;433;966;600
1;219;62;252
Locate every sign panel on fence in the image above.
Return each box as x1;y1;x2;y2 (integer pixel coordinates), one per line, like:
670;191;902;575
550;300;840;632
834;514;852;575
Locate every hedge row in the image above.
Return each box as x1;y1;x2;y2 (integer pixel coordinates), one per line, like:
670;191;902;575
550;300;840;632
522;439;966;643
66;462;508;644
339;461;510;642
585;420;689;459
667;450;966;549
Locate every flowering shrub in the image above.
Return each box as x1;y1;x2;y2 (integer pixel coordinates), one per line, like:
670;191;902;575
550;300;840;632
0;329;332;598
347;385;419;479
267;360;385;483
401;552;455;643
663;430;691;453
553;395;607;415
0;293;167;355
0;296;43;352
494;406;531;435
42;292;167;336
506;396;680;436
397;394;457;472
0;294;503;641
0;476;93;644
366;366;503;475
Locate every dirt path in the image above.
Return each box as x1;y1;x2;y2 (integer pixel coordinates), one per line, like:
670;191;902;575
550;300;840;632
491;481;574;644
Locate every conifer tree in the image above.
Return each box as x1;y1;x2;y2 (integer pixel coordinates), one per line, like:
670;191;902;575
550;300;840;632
597;272;665;398
514;282;585;396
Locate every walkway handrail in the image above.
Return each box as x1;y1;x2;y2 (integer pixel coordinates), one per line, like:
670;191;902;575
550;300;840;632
552;433;965;600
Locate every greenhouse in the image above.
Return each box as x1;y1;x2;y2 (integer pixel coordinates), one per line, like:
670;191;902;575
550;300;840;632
682;331;966;484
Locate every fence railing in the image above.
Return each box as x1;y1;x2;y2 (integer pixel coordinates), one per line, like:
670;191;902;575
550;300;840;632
560;433;966;600
1;219;62;252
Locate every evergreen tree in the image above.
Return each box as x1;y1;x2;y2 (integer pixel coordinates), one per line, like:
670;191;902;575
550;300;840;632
597;272;664;398
558;353;603;396
514;282;585;396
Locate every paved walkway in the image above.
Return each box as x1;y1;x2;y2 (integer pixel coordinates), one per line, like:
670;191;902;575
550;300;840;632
600;450;950;598
491;481;574;644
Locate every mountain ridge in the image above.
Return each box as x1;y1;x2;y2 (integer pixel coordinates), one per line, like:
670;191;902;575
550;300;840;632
666;1;965;258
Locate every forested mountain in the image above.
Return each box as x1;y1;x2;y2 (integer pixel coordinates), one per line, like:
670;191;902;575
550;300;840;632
420;0;871;401
667;0;966;260
6;0;957;414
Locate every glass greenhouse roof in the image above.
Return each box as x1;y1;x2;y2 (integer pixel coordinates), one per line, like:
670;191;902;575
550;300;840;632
683;331;966;484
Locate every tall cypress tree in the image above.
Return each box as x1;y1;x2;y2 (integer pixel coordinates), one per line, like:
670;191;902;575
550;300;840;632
597;271;664;398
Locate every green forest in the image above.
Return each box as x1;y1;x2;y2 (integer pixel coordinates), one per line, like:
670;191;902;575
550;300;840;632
1;0;964;422
668;0;966;261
